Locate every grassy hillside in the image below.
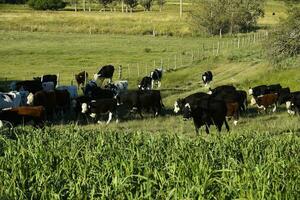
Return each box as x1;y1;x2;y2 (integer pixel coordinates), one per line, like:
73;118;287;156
0;0;296;36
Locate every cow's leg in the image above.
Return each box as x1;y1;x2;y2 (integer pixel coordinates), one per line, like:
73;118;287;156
158;81;161;88
151;80;154;89
233;110;239;126
137;108;143;119
115;111;119;123
272;104;277;113
224;119;230;132
205;124;210;134
106;112;113;124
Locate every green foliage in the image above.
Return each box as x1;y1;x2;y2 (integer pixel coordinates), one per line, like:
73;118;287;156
190;0;265;35
98;0;113;8
28;0;66;10
139;0;153;11
266;7;300;65
0;127;299;199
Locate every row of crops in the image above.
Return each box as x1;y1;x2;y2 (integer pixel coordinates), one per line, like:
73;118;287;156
0;126;299;199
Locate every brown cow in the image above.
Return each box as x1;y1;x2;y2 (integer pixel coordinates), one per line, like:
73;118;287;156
75;71;88;89
226;102;240;126
251;93;278;113
0;106;45;127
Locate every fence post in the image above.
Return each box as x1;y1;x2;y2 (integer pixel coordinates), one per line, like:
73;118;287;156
137;63;140;77
89;26;92;35
161;58;163;68
237;38;240;48
127;64;130;78
174;54;177;70
217;41;220;55
57;73;60;87
71;72;74;86
253;33;256;43
118;65;122;80
146;63;148;75
84;70;87;86
212;43;215;56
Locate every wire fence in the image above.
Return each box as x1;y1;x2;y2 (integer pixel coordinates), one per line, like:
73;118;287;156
0;31;269;89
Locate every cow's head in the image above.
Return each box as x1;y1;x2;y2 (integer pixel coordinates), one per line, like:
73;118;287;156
286;101;296;115
81;103;89;114
207;88;213;95
27;93;34;105
182;103;192;120
174;99;184;113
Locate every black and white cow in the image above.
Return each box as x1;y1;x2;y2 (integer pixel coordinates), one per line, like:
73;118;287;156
104;81;128;95
208;85;236;95
138;76;152;90
150;68;163;88
0;91;22;110
182;97;229;134
249;84;282;97
81;98;118;124
174;92;210;114
285;92;300;115
10;80;42;94
83;81;114;99
277;87;291;105
95;65;115;85
202;71;213;86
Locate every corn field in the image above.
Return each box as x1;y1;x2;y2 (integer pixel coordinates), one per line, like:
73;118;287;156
0;126;299;199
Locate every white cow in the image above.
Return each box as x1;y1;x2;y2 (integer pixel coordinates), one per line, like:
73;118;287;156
0;91;22;110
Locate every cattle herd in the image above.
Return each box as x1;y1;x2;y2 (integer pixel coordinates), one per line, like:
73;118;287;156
0;67;299;134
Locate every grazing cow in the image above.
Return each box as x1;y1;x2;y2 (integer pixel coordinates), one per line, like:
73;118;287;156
104;80;128;95
0;106;45;127
139;90;164;117
0;91;22;110
27;91;56;118
250;93;278;113
174;92;210;114
117;90;164;118
182;98;229;134
96;65;115;84
75;71;88;88
72;95;92;120
277;87;291;105
286;92;300;115
41;75;58;88
10;80;42;94
202;71;213;86
248;85;268;97
81;98;118;124
55;89;70;117
150;68;163;88
42;82;55;92
236;90;248;112
208;85;236;95
56;85;78;99
139;76;153;90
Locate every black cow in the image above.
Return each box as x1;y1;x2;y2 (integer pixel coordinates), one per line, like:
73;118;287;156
150;68;163;88
117;90;164;118
174;92;210;114
248;85;268;97
202;71;213;86
277;87;291;105
72;95;92;121
81;98;118;124
236;90;248;112
267;84;282;94
83;81;115;99
182;97;229;134
96;65;115;83
12;80;42;94
41;75;58;88
209;85;236;95
139;76;152;90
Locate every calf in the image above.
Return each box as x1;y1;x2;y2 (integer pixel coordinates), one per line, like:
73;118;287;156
182;97;229;134
81;98;118;124
72;95;91;121
139;76;152;90
174;92;210;114
0;106;45;127
75;71;88;88
202;71;213;86
250;93;278;113
96;65;115;84
150;68;163;88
